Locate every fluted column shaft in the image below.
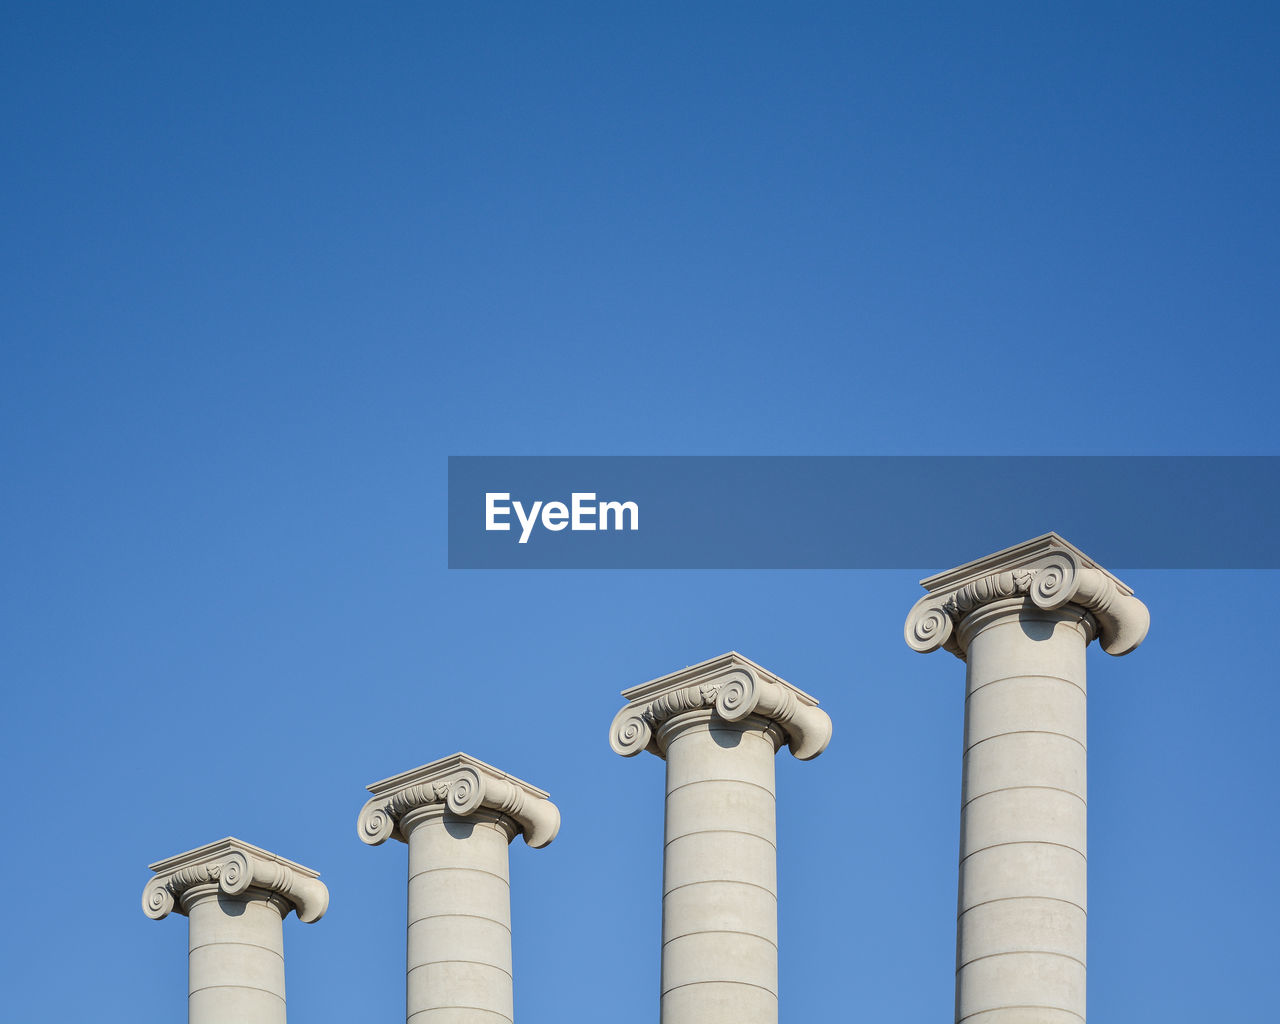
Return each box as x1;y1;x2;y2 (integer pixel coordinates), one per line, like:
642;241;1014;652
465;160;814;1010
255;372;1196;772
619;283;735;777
184;886;289;1024
659;711;780;1024
403;806;516;1024
956;600;1090;1024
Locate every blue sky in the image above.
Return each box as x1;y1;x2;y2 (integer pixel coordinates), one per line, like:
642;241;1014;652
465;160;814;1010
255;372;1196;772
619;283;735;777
2;4;1277;1022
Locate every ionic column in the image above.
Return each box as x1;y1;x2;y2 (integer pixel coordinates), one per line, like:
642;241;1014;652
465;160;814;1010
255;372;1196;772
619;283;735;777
905;533;1150;1024
142;837;329;1024
357;753;560;1024
610;652;832;1024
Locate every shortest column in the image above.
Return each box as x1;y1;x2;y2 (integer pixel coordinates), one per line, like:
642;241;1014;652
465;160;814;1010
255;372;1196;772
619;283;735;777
358;752;560;1024
142;837;330;1024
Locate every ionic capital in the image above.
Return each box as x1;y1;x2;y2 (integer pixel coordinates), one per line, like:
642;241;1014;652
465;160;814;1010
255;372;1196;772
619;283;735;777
357;752;560;850
142;837;329;923
904;532;1150;659
610;651;832;761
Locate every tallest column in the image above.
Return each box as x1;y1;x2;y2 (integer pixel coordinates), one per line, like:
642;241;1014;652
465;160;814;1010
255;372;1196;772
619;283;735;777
905;533;1149;1024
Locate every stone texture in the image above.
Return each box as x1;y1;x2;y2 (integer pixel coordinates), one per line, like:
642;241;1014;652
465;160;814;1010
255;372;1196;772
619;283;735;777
358;753;559;1024
611;652;831;1024
142;837;328;1024
905;533;1148;1024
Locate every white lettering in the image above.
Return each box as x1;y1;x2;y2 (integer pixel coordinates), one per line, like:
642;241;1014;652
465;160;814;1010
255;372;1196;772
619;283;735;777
599;500;639;531
572;492;596;530
490;492;637;542
514;500;543;544
486;493;511;531
542;501;569;531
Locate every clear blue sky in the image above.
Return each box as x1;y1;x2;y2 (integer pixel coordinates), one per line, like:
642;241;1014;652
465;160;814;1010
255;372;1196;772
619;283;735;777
2;4;1277;1022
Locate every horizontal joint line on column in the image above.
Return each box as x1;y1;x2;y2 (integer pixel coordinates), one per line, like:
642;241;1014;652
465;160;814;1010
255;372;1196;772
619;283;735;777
958;1005;1084;1024
962;785;1087;811
663;929;778;951
666;778;777;800
407;960;513;980
960;840;1086;865
188;984;285;1003
965;730;1086;755
665;879;778;900
408;913;512;933
408;866;511;887
962;732;1085;757
957;948;1087;973
665;828;776;851
959;895;1086;918
662;979;778;998
409;1008;512;1023
966;673;1086;701
188;939;284;960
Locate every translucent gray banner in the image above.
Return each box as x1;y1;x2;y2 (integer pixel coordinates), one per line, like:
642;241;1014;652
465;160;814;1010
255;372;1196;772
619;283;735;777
448;456;1279;568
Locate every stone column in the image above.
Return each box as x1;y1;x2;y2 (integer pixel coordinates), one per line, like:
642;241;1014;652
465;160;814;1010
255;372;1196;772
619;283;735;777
357;753;560;1024
142;837;329;1024
905;533;1149;1024
610;652;832;1024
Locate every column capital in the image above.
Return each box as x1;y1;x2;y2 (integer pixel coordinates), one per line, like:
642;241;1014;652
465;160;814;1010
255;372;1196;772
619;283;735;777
357;752;560;849
904;532;1150;660
609;651;832;761
142;837;329;923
